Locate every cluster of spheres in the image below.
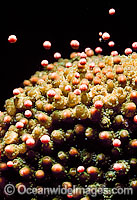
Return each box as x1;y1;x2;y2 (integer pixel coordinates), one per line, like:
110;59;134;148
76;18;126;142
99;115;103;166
1;8;137;200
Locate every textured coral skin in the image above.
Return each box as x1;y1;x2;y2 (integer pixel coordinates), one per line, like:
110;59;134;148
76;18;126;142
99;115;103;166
1;52;137;199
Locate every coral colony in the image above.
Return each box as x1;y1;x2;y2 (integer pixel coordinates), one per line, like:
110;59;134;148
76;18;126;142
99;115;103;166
1;7;137;200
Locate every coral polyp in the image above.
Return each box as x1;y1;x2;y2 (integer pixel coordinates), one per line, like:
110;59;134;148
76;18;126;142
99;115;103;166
1;49;137;199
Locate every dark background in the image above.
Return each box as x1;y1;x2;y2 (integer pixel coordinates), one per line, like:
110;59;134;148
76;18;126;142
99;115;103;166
0;1;137;110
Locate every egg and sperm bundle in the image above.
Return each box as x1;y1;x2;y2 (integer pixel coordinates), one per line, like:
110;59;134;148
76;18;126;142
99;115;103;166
1;42;137;199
